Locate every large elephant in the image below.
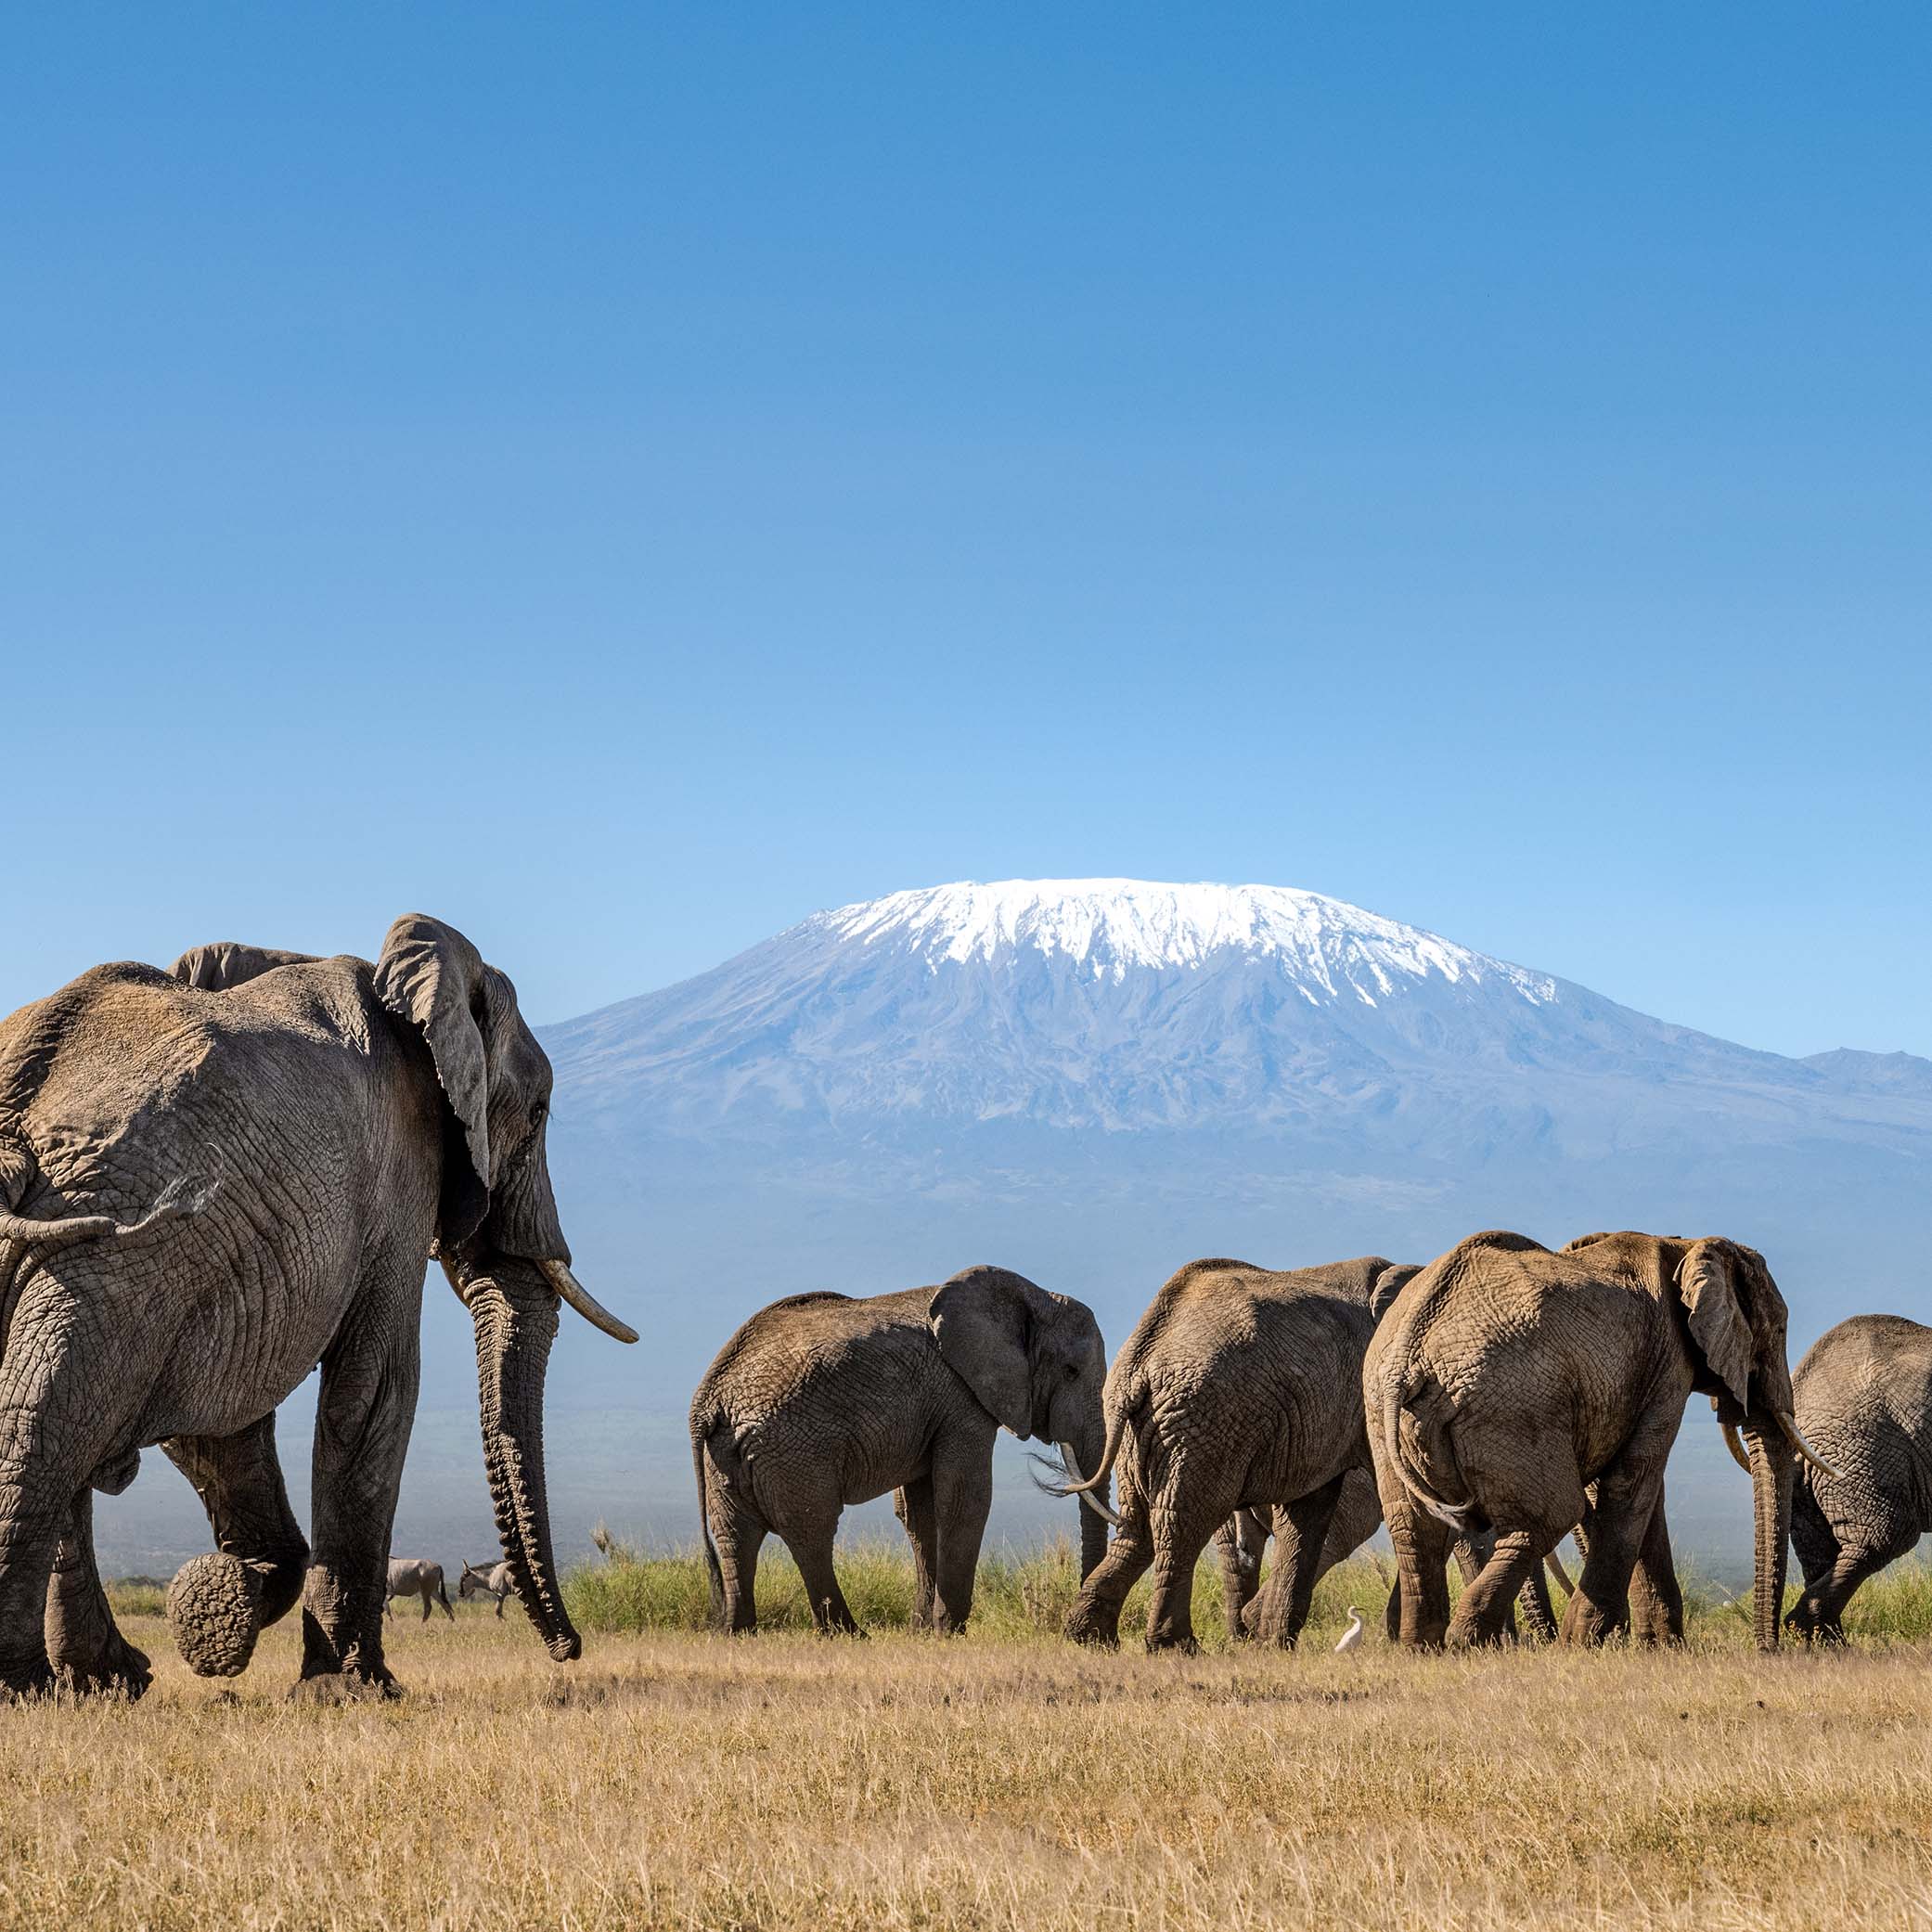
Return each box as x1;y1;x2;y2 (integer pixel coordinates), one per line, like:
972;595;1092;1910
690;1268;1111;1635
1786;1314;1932;1642
1062;1255;1415;1652
0;916;635;1700
1365;1229;1834;1652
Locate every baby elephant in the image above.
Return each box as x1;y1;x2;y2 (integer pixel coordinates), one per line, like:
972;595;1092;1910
1787;1314;1932;1642
690;1266;1111;1635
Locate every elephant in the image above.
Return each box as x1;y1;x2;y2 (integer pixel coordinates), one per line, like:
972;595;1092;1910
689;1268;1111;1635
1061;1255;1417;1652
1365;1229;1835;1652
1785;1314;1932;1642
0;915;636;1700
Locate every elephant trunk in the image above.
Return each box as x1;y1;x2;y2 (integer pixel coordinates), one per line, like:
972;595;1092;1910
467;1269;580;1662
1743;1420;1795;1653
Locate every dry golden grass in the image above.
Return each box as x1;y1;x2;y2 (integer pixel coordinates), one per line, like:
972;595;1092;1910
3;1580;1931;1931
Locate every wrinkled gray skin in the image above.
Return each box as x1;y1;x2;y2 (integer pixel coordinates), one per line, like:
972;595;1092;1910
1063;1256;1415;1653
0;915;630;1700
691;1269;1110;1635
1787;1315;1932;1642
383;1559;453;1622
1367;1230;1811;1652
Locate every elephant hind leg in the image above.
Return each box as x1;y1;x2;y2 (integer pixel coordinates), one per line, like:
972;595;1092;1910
45;1488;151;1698
704;1468;766;1634
1215;1511;1266;1643
785;1523;858;1637
162;1414;309;1630
1792;1527;1916;1642
1065;1503;1153;1648
1448;1527;1548;1648
1628;1502;1684;1646
1250;1474;1347;1649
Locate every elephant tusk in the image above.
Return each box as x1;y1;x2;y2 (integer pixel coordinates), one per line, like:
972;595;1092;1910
1059;1442;1122;1528
1773;1409;1843;1484
540;1261;639;1344
1543;1550;1576;1597
1720;1419;1752;1475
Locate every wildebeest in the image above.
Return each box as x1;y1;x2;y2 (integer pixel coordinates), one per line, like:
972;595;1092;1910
384;1558;454;1621
458;1558;520;1617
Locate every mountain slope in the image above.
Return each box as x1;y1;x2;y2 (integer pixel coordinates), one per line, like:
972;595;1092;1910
545;879;1928;1162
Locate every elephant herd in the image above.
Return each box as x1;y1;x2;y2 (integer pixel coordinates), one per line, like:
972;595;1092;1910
0;915;1924;1703
696;1239;1932;1659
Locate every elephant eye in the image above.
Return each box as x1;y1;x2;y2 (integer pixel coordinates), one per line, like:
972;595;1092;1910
1064;1361;1079;1381
529;1101;548;1127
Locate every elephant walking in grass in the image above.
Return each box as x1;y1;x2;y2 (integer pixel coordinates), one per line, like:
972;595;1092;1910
1061;1256;1417;1653
1367;1229;1835;1652
1786;1315;1932;1642
0;916;636;1700
690;1268;1112;1635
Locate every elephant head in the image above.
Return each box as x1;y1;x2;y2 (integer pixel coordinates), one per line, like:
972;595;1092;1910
928;1266;1115;1579
1566;1230;1836;1649
370;915;637;1661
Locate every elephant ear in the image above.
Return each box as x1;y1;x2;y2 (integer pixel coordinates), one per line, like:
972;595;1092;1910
928;1267;1039;1437
1678;1239;1755;1410
1370;1263;1420;1323
374;915;494;1247
171;944;318;991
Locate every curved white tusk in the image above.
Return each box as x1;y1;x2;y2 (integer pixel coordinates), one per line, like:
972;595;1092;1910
540;1261;639;1344
1543;1550;1576;1596
1720;1419;1752;1475
1773;1409;1843;1484
1060;1441;1122;1528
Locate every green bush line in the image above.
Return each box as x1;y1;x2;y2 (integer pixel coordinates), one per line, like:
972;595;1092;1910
103;1544;1932;1645
555;1537;1932;1648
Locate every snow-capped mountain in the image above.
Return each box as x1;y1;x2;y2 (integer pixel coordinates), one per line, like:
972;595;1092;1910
543;878;1920;1156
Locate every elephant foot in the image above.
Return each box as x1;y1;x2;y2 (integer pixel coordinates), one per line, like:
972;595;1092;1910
1145;1633;1199;1656
290;1665;402;1704
1063;1604;1120;1648
0;1652;61;1701
55;1635;153;1701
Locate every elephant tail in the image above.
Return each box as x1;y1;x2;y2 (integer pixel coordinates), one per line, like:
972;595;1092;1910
1047;1392;1130;1502
691;1423;725;1626
0;1140;215;1259
1381;1365;1482;1533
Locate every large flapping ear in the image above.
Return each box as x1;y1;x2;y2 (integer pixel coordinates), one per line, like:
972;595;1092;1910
172;944;318;991
374;916;494;1245
1677;1239;1755;1411
928;1266;1041;1437
1370;1263;1420;1323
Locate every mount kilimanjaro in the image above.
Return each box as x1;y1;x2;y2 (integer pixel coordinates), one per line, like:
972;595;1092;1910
545;877;1927;1164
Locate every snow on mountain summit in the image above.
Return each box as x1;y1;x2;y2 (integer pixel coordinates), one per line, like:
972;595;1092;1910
821;879;1557;1009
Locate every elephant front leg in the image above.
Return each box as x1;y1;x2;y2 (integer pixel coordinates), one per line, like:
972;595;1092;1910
45;1488;151;1697
296;1287;419;1699
1627;1501;1685;1646
893;1478;939;1630
930;1450;993;1636
163;1411;310;1631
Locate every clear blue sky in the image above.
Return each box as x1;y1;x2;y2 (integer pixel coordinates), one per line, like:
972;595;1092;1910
4;4;1927;1054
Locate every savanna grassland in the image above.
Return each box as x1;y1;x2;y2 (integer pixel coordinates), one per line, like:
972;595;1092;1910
3;1549;1930;1932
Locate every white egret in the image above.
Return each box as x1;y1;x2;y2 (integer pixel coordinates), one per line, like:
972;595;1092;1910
1333;1605;1365;1654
